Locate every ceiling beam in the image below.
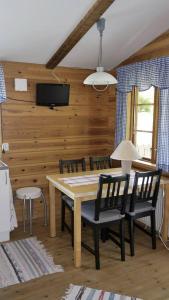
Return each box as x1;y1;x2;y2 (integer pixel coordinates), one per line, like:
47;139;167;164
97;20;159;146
46;0;114;69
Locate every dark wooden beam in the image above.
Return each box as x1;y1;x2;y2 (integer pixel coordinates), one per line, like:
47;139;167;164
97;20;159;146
46;0;114;69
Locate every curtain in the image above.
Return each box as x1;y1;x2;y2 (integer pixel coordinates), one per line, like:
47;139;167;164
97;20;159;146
115;91;127;146
117;56;169;93
0;66;6;103
157;89;169;172
115;56;169;172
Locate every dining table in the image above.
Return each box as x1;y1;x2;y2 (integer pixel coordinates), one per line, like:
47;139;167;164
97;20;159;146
46;167;169;268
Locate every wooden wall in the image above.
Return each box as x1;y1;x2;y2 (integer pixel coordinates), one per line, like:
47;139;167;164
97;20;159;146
1;61;116;220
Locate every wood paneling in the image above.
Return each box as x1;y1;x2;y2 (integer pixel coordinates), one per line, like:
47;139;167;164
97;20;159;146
120;29;169;66
1;61;116;221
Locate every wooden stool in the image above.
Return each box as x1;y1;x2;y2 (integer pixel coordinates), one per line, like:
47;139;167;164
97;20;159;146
16;187;47;235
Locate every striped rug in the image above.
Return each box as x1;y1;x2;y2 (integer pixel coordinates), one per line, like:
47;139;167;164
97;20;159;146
62;284;143;300
0;237;63;288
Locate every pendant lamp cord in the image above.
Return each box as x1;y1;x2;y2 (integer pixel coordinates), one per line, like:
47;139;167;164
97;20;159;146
98;31;103;68
93;18;109;92
97;18;105;68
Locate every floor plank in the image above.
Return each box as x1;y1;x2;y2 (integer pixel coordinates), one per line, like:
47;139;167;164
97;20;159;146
0;219;169;300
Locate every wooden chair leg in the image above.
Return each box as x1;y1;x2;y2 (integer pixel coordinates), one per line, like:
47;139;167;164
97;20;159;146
61;200;65;232
128;218;135;256
120;219;125;261
93;227;100;270
151;211;156;249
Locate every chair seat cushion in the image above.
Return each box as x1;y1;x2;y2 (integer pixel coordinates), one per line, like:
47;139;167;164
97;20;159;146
81;203;123;224
16;187;41;200
126;201;155;216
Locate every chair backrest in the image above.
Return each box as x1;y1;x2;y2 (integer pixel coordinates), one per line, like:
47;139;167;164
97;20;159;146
94;174;130;221
89;156;113;171
130;169;162;212
59;158;86;174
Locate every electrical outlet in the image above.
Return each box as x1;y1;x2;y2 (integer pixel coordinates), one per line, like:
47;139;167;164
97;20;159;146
2;143;9;152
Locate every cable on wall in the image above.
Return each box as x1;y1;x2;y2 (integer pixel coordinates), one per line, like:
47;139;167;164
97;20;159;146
7;97;34;103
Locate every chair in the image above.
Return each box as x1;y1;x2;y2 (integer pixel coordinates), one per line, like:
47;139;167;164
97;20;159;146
126;169;162;256
89;155;120;241
89;155;120;171
59;158;86;243
59;158;86;174
81;173;130;269
16;187;47;235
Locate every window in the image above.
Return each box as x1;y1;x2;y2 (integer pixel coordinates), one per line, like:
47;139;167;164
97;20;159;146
127;86;159;164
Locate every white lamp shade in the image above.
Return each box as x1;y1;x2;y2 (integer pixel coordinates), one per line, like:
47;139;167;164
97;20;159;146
83;67;117;85
110;140;142;161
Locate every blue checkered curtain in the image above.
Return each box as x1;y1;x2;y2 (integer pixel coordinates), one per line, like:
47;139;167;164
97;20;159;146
115;91;127;146
115;56;169;172
0;66;6;103
117;56;169;92
157;89;169;172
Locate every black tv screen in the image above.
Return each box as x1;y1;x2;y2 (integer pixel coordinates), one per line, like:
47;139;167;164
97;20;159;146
36;83;70;107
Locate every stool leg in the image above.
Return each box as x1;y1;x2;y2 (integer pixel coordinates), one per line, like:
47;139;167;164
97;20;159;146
41;191;48;226
29;197;33;235
31;199;34;218
23;196;26;232
26;199;29;229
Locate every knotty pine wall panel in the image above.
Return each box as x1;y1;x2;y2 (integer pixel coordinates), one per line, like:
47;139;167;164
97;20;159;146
1;61;116;221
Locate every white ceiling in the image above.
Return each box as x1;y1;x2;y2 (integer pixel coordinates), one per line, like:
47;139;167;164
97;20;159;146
1;0;169;70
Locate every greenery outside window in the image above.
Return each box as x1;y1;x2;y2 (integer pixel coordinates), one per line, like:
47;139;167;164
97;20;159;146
127;86;159;164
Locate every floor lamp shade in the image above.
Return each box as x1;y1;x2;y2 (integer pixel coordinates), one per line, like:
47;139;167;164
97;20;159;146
110;140;141;174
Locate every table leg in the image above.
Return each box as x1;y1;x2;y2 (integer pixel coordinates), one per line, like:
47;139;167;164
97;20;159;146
74;198;82;267
162;183;169;240
49;182;56;237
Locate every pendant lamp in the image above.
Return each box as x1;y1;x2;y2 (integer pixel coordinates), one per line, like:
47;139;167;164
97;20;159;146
83;18;117;91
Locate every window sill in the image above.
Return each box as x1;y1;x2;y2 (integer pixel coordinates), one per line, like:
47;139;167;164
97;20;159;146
132;160;156;171
133;160;169;177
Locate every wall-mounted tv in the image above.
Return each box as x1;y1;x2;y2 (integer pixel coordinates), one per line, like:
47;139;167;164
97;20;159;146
36;83;70;107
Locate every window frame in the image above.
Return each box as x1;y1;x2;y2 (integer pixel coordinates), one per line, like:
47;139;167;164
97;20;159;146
127;86;159;164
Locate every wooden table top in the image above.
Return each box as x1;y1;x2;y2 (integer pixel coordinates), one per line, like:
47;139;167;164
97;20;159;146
46;167;169;202
46;168;123;201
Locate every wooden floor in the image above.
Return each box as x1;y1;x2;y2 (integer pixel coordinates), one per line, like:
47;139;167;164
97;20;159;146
1;220;169;300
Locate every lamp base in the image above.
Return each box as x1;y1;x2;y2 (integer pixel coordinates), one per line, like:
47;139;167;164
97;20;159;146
121;160;132;174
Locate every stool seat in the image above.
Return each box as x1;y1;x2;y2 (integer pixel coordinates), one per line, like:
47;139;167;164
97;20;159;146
15;186;47;235
16;187;42;200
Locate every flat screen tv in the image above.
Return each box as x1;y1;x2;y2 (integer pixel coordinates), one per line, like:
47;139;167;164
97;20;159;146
36;83;70;107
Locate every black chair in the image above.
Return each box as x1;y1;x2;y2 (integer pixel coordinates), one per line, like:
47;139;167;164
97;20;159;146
59;158;86;174
81;173;130;269
59;158;86;244
89;155;120;242
89;156;120;171
126;169;162;256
